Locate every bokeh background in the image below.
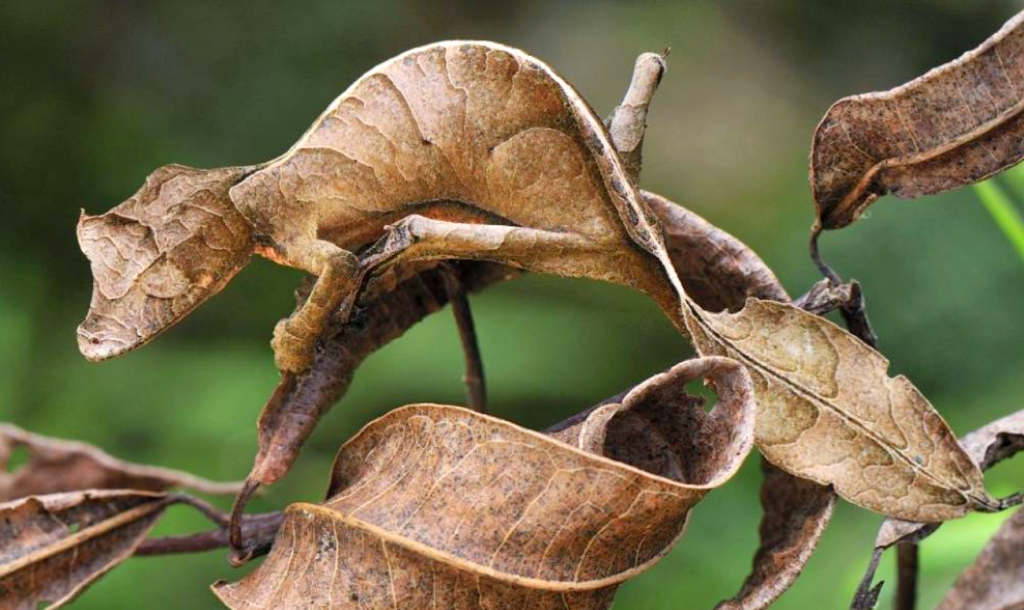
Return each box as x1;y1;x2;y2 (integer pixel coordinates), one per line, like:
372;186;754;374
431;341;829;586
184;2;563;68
3;1;1024;607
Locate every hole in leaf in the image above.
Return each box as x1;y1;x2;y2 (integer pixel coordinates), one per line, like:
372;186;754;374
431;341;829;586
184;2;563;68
3;444;30;474
684;378;717;412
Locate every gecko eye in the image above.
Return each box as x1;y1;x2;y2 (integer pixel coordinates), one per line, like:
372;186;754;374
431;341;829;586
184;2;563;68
76;164;255;361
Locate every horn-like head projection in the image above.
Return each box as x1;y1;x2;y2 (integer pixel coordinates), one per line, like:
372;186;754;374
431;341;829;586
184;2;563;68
77;164;256;361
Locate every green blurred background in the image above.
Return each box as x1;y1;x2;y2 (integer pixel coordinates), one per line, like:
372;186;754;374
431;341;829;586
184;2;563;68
3;1;1024;607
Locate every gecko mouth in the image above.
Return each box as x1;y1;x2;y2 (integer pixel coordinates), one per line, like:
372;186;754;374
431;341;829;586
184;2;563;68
77;164;255;361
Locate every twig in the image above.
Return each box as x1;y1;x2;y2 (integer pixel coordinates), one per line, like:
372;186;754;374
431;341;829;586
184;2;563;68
228;479;262;566
895;543;919;610
794;278;879;348
136;511;283;558
170;493;231;528
839;280;879;349
851;548;885;609
809;224;842;285
441;263;488;414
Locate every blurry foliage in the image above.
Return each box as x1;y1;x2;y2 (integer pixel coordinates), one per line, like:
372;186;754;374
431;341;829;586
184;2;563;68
1;0;1023;607
976;171;1024;266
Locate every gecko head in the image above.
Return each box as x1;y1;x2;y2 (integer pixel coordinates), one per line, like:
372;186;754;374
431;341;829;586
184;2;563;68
77;164;257;361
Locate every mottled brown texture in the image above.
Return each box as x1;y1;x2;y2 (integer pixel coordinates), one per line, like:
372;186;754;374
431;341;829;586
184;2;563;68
683;229;838;610
686;299;999;522
228;41;679;374
646;192;788;312
75;39;996;545
214;356;755;610
232;189;834;604
715;459;836;610
937;507;1024;610
853;409;1024;606
874;409;1024;550
242;190;779;497
0;424;240;502
77;165;256;360
0;490;169;609
248;261;514;489
810;9;1024;229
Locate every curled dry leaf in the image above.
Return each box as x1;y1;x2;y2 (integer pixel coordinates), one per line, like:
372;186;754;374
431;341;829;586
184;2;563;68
0;423;241;502
244;190;780;495
76;38;991;537
811;9;1024;230
666;231;838;610
214;357;755;609
246;261;515;490
852;409;1024;606
644;191;788;312
937;507;1024;610
0;490;170;609
644;198;838;610
715;459;836;610
238;187;833;605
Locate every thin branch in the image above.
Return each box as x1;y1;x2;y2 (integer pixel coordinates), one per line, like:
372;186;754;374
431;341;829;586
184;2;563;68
793;278;879;348
809;223;842;285
170;493;231;528
838;280;879;349
136;512;283;558
895;543;919;610
441;263;488;413
851;548;885;609
228;479;262;566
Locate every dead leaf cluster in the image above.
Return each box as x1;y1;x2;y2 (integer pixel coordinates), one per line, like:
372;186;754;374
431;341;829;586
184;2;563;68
5;8;1024;609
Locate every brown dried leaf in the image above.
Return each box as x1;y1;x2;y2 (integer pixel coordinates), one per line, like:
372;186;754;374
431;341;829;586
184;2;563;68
661;204;839;610
251;44;996;527
0;424;240;502
937;507;1024;610
0;490;169;609
645;191;788;312
715;459;836;610
875;409;1024;550
960;408;1024;470
686;299;999;522
810;10;1024;229
239;190;832;605
247;261;515;489
852;409;1024;606
214;357;755;609
244;189;778;492
77;39;988;532
80;42;688;377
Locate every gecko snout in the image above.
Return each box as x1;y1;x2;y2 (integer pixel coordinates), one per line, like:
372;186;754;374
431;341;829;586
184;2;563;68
76;164;256;360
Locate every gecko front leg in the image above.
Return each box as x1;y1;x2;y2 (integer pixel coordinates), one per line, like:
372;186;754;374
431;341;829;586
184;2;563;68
272;240;362;374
